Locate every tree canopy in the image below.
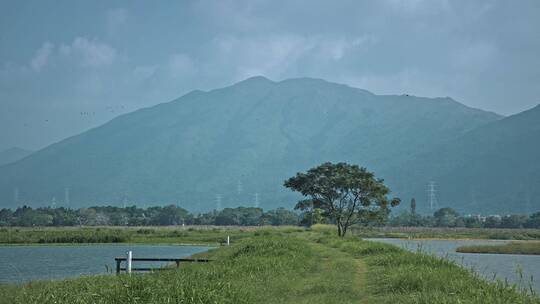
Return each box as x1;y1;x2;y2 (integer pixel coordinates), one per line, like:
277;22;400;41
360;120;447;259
284;162;400;237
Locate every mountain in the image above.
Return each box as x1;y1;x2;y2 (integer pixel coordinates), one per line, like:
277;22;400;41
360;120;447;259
0;77;508;212
395;104;540;214
0;147;33;167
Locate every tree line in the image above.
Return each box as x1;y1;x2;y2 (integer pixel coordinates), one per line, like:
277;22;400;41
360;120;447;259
1;204;539;229
388;199;540;229
0;205;300;227
2;162;538;231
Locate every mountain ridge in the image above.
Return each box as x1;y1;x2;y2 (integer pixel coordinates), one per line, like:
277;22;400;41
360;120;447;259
1;77;533;214
0;147;33;167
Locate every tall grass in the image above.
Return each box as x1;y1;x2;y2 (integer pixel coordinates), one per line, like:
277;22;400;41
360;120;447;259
457;241;540;255
0;227;130;244
1;228;539;303
0;234;364;304
0;226;266;245
312;235;540;304
352;226;540;240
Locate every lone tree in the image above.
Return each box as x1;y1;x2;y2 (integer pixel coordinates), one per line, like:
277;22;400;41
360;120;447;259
284;162;400;237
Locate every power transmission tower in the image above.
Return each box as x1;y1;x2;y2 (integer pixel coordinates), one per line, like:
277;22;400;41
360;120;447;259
215;194;222;211
64;187;70;205
254;193;259;208
237;180;243;195
13;187;19;204
427;181;438;211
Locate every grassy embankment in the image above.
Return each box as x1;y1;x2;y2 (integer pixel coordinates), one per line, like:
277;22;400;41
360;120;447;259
353;226;540;240
457;241;540;255
3;226;540;246
1;225;539;304
0;226;261;245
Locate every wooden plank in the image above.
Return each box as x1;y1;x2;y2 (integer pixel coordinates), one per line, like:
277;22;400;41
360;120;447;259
119;267;174;272
114;258;211;262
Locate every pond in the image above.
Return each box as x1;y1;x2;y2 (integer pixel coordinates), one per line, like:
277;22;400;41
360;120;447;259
0;244;210;284
370;238;540;294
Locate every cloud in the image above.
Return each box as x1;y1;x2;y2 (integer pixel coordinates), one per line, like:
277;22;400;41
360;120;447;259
211;35;311;80
384;0;450;13
60;37;117;67
168;53;195;78
132;65;158;82
207;34;375;82
106;8;129;33
30;42;54;71
452;42;498;71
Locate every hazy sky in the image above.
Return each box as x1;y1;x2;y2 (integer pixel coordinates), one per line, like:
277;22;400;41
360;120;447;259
1;0;539;152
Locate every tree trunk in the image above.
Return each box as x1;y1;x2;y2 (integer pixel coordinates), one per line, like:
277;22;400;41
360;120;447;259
337;223;343;237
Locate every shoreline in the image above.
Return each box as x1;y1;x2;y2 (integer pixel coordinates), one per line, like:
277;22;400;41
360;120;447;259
1;228;539;303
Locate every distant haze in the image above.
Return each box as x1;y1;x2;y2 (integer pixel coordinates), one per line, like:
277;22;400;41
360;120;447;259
1;1;539;151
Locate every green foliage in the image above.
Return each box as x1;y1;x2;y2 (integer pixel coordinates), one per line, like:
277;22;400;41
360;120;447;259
214;207;263;226
260;207;299;226
285;162;400;236
434;207;460;227
0;205;301;228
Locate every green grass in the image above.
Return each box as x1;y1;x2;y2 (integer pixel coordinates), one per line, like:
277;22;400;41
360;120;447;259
1;227;539;304
3;226;540;246
0;226;288;245
457;241;540;255
0;233;365;304
353;226;540;240
306;234;539;303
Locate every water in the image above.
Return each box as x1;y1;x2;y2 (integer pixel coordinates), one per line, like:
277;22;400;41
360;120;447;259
370;238;540;293
0;244;210;284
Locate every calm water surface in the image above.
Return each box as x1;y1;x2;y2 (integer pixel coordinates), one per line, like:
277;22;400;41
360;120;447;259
0;244;210;283
370;238;540;293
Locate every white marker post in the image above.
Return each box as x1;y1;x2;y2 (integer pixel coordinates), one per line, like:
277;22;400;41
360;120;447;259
226;235;230;246
127;250;132;274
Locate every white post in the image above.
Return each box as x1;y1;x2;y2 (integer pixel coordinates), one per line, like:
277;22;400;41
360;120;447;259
226;235;230;246
127;250;132;274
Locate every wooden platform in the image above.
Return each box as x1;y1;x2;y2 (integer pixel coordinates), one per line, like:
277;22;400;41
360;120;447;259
114;257;211;274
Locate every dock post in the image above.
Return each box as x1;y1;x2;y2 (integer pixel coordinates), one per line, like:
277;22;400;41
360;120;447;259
127;251;132;274
116;259;121;274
